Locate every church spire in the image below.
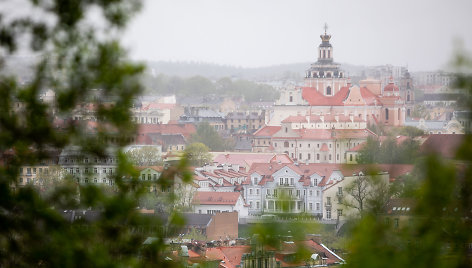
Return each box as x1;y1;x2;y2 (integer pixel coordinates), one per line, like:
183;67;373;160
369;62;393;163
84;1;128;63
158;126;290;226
318;23;333;62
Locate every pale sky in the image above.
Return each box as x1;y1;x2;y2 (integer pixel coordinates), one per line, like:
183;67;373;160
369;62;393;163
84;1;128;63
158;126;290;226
123;0;472;71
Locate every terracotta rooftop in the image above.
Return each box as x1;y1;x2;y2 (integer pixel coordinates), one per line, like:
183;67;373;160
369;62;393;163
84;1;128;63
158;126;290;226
192;191;241;205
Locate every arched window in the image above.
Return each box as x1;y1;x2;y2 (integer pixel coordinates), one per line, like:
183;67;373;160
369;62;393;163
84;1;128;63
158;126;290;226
289;96;293;102
385;108;389;120
326;86;332;95
407;94;410;102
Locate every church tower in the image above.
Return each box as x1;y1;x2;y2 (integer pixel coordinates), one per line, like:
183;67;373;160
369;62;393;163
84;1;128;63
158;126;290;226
305;24;349;96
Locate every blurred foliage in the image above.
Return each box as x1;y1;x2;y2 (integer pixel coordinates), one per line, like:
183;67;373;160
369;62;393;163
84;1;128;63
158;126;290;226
184;142;212;167
357;136;420;164
345;52;472;267
141;73;280;102
125;146;163;166
190;122;234;151
0;0;188;266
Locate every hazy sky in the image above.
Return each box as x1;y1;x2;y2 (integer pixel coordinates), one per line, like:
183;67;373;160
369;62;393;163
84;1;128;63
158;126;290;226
123;0;472;71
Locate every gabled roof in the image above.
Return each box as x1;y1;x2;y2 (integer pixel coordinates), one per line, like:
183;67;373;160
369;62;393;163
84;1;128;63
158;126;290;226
253;126;282;137
213;153;292;168
192;192;241;205
136;166;164;172
137;123;196;139
301;86;350;106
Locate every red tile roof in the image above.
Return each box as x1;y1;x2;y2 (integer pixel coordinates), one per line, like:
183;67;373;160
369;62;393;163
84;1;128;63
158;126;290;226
213;153;292;168
301;86;350;106
137;123;196;139
205;246;251;268
192;192;241;205
384;81;399;92
253;126;282;137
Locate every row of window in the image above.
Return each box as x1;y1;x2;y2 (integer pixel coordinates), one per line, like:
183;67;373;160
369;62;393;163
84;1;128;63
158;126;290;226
278;141;361;149
62;157;117;164
248;200;322;211
19;167;49;175
68;167;115;175
325;209;343;219
247;188;321;197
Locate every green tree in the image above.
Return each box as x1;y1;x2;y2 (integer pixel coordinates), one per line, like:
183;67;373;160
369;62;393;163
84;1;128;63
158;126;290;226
125;146;163;166
184;142;212;166
345;52;472;268
0;1;190;266
190;122;233;151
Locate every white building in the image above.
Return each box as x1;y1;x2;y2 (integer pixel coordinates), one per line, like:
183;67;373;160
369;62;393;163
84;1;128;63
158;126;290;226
192;191;248;221
242;163;323;218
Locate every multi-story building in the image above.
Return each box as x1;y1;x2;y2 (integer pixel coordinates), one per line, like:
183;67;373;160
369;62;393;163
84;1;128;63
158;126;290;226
255;115;376;163
242;163;323;218
226;111;265;134
58;146;118;185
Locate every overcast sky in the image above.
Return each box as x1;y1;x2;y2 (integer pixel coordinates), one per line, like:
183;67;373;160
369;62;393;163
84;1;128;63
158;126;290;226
123;0;472;71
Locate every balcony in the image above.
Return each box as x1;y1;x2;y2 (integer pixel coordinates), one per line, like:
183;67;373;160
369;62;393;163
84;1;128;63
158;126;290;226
324;202;332;208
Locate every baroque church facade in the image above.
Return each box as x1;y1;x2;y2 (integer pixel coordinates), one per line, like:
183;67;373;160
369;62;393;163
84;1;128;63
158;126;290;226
270;29;406;127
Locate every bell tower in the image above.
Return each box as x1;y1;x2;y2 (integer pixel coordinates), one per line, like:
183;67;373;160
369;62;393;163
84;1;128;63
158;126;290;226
318;23;333;63
304;23;348;96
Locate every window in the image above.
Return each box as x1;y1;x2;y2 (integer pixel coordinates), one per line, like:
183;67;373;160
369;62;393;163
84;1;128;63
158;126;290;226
153;174;157;180
274;189;278;197
296;190;300;197
256;189;259;195
385;108;389;120
249;188;253;195
337;209;343;217
326;209;331;219
285;178;289;185
326;86;332;95
267;189;271;195
289;190;293;196
316;203;320;211
94;168;97;174
284;141;289;147
338;187;343;195
280;178;283;185
308;153;311;160
103;168;106;174
148;174;151;181
309;203;313;210
256;202;260;209
142;174;145;180
317;154;320;160
290;178;294;185
310;190;313;196
299;153;302;159
76;168;79;174
317;190;320;197
326;197;331;205
394;218;399;228
313;179;318;186
249;201;253;208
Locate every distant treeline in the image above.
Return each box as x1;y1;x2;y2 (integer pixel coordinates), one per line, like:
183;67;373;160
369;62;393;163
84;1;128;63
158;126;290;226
142;74;280;102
